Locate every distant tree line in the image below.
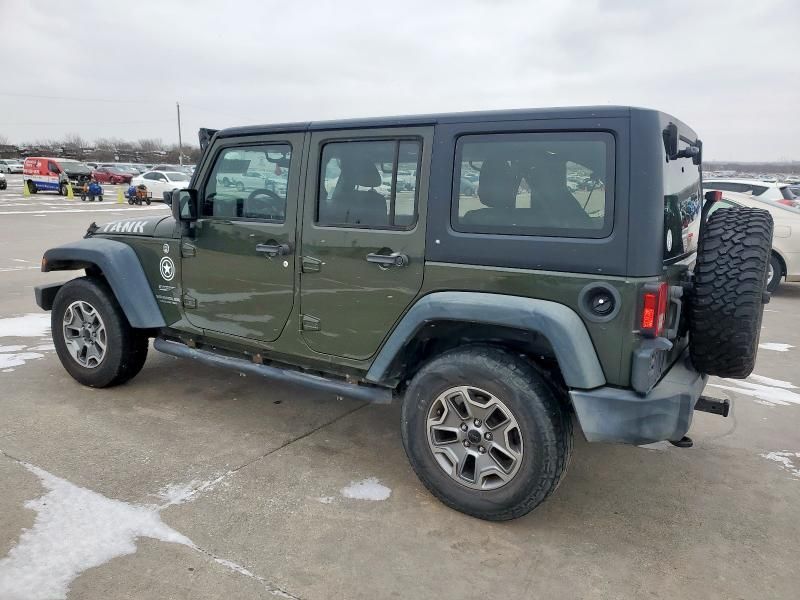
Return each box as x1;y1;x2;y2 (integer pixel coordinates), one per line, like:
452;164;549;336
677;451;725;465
705;161;800;176
0;132;202;164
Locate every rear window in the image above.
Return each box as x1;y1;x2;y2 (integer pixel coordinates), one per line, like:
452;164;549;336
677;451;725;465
664;141;701;262
452;132;614;238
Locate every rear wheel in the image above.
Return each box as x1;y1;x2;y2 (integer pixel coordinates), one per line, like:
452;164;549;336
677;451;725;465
401;346;572;521
52;277;149;388
689;207;773;378
766;253;783;293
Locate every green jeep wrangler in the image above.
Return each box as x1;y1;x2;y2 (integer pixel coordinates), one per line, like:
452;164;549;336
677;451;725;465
35;107;773;521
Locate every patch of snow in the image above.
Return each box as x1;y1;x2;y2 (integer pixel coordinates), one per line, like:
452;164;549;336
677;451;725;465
157;480;203;506
0;352;44;370
761;451;800;478
748;374;797;389
340;477;391;501
11;259;28;263
26;343;55;351
759;342;794;352
0;458;297;600
316;496;336;504
3;368;15;373
0;462;192;600
156;472;229;508
638;441;672;451
0;345;26;352
709;373;800;407
0;314;51;338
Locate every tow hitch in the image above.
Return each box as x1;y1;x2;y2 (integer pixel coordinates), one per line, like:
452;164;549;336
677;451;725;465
694;395;731;417
669;396;731;448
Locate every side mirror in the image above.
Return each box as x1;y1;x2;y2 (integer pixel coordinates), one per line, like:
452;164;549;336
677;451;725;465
171;189;198;222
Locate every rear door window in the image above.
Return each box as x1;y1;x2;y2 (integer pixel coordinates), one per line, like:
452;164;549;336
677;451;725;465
452;132;614;238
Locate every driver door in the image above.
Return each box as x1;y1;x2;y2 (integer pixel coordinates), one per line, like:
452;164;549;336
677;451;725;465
180;134;303;342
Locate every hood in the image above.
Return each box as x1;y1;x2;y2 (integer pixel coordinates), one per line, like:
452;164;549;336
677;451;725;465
94;215;171;237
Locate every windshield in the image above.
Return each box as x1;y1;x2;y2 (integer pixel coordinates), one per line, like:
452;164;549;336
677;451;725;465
165;172;189;182
60;160;91;174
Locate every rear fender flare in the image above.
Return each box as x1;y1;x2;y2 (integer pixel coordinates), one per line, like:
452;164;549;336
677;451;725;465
40;238;166;328
365;291;606;389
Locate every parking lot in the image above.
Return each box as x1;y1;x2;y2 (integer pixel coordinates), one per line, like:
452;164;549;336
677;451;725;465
1;172;799;599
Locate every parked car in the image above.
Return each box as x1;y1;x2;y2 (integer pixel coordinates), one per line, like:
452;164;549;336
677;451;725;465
130;170;191;199
710;190;800;292
92;166;133;184
23;157;92;195
151;164;192;176
0;159;24;174
36;106;771;521
0;172;6;190
704;178;798;208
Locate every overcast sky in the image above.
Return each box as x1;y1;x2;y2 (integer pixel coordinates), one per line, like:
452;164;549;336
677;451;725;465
1;0;798;161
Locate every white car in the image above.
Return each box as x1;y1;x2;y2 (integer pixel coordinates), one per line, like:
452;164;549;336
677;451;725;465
704;178;798;208
711;190;800;292
0;159;24;174
131;171;191;200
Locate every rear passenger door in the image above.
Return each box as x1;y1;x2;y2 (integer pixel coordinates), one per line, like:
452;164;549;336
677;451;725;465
299;127;433;359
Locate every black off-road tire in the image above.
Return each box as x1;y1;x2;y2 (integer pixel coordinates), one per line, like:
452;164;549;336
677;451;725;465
401;346;573;521
52;277;149;388
690;208;773;378
766;253;783;293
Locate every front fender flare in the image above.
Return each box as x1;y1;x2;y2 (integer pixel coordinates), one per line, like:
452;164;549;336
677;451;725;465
365;291;606;389
41;238;166;328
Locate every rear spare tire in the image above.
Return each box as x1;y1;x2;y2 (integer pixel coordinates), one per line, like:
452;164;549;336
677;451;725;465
689;207;773;378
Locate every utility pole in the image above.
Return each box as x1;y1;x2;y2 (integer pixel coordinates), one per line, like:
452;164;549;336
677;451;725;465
176;101;183;166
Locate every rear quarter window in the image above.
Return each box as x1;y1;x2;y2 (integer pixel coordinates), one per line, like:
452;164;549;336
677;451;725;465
452;132;614;238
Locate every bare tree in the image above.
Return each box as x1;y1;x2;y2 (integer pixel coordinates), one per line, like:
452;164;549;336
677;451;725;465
137;138;164;153
0;134;8;146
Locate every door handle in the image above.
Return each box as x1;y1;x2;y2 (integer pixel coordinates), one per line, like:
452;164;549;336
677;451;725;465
366;251;409;268
256;242;291;257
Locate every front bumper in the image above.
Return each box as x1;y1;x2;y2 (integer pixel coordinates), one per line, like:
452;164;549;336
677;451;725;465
569;348;708;444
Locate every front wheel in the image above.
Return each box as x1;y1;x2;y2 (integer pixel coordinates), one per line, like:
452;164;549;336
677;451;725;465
401;346;572;521
51;277;149;388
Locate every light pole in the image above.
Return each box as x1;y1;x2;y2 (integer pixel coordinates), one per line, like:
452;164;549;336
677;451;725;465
176;101;183;166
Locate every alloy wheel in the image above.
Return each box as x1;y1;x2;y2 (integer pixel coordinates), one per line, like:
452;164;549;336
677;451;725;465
62;300;108;368
426;385;524;490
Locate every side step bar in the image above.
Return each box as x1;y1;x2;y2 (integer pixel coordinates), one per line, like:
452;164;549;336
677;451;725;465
153;338;393;404
694;395;731;417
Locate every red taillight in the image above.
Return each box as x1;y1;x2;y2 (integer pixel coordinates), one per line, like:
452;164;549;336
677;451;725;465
777;199;793;206
640;282;668;337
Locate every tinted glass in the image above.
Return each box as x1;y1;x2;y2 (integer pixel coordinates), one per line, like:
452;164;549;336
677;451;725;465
664;140;702;261
317;139;420;228
203;144;291;221
453;132;613;237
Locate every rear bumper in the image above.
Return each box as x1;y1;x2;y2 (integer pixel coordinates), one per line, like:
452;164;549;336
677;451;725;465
569;348;708;444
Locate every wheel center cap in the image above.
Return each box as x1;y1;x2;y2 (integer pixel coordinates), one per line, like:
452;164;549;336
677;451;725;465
467;429;482;444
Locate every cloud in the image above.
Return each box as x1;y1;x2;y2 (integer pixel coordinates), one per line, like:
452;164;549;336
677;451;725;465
0;0;798;160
